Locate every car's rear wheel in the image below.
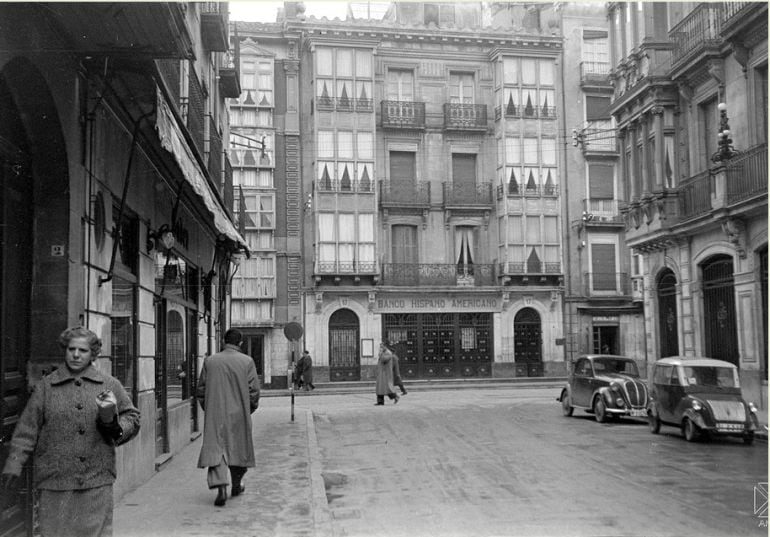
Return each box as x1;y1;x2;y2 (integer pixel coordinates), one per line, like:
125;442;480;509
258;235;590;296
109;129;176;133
561;391;574;417
743;432;755;445
682;418;700;442
594;397;607;423
648;411;661;434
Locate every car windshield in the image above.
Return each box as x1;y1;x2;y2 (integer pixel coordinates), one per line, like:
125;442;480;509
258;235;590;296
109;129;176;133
682;366;739;388
592;358;639;377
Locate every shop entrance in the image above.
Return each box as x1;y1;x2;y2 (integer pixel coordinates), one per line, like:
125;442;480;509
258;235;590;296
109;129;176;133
702;255;738;366
329;309;361;381
592;325;618;355
382;312;492;378
514;308;542;377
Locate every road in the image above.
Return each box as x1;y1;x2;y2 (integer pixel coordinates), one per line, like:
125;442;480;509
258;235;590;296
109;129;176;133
305;387;767;537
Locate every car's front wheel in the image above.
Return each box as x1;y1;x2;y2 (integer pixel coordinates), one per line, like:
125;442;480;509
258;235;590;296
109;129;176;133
648;411;661;434
561;391;574;417
594;397;608;423
682;417;701;442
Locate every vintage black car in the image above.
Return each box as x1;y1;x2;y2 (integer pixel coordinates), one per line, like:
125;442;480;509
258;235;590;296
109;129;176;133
647;357;759;444
558;354;649;422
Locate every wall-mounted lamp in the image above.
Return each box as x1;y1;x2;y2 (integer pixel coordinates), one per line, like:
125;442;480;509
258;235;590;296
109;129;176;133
231;132;271;166
147;224;175;252
582;211;594;222
304;192;313;212
711;102;739;163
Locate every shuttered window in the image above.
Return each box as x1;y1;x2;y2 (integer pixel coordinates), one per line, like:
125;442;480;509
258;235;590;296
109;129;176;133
392;225;417;264
389;151;416;185
588;164;614;199
591;243;617;291
586;96;611;121
452;154;476;186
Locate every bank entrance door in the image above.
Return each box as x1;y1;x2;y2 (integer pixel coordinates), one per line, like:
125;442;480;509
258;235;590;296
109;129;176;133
514;308;542;377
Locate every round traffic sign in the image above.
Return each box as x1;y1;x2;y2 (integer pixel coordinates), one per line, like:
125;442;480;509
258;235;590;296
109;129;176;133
283;322;304;341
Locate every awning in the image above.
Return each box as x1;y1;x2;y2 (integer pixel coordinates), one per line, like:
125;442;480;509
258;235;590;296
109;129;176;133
155;88;248;252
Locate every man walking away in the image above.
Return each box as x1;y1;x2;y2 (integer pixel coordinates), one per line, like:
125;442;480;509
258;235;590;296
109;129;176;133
197;329;260;507
391;344;407;395
297;350;316;391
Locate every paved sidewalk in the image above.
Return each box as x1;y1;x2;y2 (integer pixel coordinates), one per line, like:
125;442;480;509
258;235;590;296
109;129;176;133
114;405;332;537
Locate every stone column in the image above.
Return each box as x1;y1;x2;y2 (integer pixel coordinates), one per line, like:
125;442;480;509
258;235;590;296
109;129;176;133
628;121;639;201
641;114;652;196
652;106;665;191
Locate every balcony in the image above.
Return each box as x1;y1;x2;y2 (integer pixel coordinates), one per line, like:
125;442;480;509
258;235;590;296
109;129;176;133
580;61;611;88
317;176;375;194
381;101;426;130
182;67;205;158
582;199;624;226
223;155;234;220
721;2;768;41
499;261;562;277
36;3;193;59
380;263;495;287
316;97;374;113
219;49;241;98
583;272;631;296
495;102;557;121
726;143;767;205
669;3;723;69
443;182;493;208
200;2;229;52
678;170;713;221
315;261;378;276
497;184;559;199
443;103;487;132
379;180;431;208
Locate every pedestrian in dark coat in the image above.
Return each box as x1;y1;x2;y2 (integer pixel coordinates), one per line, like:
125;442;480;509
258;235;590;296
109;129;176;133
296;350;315;391
196;328;260;506
0;327;140;537
375;342;399;405
391;346;407;395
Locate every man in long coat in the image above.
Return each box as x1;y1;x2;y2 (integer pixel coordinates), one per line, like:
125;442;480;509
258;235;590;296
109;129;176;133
197;328;260;506
375;342;399;405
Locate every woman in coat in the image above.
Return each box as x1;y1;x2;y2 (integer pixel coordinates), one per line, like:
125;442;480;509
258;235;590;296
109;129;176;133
0;327;140;537
375;342;399;405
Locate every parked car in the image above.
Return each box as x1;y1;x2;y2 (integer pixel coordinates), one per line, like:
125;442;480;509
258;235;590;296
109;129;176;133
647;357;759;444
558;355;649;422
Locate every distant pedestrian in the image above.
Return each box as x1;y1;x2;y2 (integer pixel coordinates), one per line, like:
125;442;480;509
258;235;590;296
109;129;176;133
197;328;260;507
296;350;315;391
391;345;407;395
375;342;400;405
0;326;140;537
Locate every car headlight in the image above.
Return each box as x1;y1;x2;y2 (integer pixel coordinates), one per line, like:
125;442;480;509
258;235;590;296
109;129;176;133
748;402;758;413
691;400;702;411
610;383;621;392
615;398;624;407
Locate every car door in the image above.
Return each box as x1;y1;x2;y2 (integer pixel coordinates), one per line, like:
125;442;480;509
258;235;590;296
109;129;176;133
665;365;687;422
571;358;591;407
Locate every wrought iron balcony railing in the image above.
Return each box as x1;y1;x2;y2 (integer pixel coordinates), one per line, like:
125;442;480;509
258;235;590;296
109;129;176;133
379;180;431;207
678;170;713;221
200;2;229;52
580;61;611;85
497;184;559;199
380;263;496;287
726;143;767;205
443;103;487;130
316;97;373;112
443;182;493;207
582;199;623;224
669;3;723;66
219;49;241;98
583;272;631;296
317;177;375;193
495;103;557;120
381;101;426;129
315;261;377;275
499;261;562;275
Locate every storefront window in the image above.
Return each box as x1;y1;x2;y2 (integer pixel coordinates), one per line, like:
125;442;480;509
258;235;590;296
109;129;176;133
111;277;135;397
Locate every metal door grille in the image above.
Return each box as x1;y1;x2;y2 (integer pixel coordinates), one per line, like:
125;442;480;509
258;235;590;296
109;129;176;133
329;309;360;381
702;256;738;366
658;271;679;358
514;308;542;377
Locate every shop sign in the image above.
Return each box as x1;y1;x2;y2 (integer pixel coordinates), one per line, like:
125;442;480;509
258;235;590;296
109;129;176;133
375;295;501;313
593;315;619;323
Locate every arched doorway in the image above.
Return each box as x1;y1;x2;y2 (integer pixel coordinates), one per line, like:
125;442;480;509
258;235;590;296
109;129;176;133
0;57;69;537
657;270;679;358
514;308;542;377
329;309;360;381
702;255;738;365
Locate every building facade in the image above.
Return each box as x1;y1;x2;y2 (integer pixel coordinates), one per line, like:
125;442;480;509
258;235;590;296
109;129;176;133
0;3;246;534
607;1;767;407
232;2;619;386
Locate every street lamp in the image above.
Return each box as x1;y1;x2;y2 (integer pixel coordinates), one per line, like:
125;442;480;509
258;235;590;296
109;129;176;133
231;132;271;166
711;102;739;163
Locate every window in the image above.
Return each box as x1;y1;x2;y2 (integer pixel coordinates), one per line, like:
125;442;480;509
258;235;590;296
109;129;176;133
316;130;374;192
113;207;138;275
392;225;417;264
389;151;416;185
111;277;135;397
588;164;614;200
236;192;274;229
233;255;275;299
455;226;477;275
582;30;609;76
500;57;556;119
317;212;376;273
755;64;767;144
387;69;414;101
700;97;719;171
590;243;617;291
424;3;454;27
449;72;474;104
315;46;373;111
452;153;476;188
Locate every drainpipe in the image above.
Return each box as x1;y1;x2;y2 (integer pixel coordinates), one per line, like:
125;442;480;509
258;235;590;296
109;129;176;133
558;39;572;367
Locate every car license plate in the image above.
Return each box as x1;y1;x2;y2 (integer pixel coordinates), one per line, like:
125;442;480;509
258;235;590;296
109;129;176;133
630;409;646;418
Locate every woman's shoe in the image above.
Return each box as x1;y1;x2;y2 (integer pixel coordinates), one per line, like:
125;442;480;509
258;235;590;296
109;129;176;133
394;394;400;404
215;485;227;506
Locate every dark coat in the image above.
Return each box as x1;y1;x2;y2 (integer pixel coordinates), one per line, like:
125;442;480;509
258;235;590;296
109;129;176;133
196;344;260;468
2;364;140;490
375;348;395;396
296;354;313;384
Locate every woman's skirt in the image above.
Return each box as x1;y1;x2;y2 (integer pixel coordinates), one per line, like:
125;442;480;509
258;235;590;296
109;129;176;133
39;485;113;537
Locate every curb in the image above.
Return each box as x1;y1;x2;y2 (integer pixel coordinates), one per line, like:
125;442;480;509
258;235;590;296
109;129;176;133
305;408;335;537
